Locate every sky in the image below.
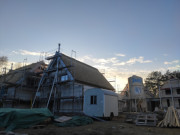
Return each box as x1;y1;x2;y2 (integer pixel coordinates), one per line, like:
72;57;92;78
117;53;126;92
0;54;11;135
0;0;180;92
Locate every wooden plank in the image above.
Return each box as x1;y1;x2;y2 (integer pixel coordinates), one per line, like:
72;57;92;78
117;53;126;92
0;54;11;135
172;107;180;127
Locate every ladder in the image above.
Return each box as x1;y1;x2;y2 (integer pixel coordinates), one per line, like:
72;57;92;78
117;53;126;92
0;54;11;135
32;44;61;111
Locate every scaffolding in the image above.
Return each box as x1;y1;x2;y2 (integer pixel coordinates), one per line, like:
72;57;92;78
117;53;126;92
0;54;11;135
32;44;83;114
0;61;44;108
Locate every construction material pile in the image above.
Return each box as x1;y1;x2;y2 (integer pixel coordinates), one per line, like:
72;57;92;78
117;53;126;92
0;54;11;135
0;108;53;131
136;113;157;127
0;108;94;132
157;106;180;127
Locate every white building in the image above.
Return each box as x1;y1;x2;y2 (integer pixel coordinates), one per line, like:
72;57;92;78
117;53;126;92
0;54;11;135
160;79;180;109
84;88;118;118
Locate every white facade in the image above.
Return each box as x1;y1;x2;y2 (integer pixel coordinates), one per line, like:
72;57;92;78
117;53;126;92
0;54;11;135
83;88;118;117
160;79;180;109
120;75;148;112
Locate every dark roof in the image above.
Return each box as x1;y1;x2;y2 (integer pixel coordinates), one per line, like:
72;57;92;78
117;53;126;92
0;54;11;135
0;61;45;85
61;53;115;91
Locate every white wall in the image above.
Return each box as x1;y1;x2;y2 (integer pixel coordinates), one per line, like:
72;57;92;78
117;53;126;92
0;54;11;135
104;95;118;117
84;88;118;117
162;98;180;108
128;76;145;99
83;88;104;117
161;88;180;97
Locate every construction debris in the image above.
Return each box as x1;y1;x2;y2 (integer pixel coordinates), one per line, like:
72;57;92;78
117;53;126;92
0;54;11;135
0;131;28;135
157;106;180;127
136;114;157;126
54;116;72;123
125;113;137;123
31;125;45;129
54;116;93;127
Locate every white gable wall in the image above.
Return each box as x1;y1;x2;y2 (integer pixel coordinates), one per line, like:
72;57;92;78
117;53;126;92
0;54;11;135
104;94;118;117
84;88;118;117
83;88;104;116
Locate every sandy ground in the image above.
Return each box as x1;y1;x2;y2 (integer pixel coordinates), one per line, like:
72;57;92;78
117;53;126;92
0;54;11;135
12;118;180;135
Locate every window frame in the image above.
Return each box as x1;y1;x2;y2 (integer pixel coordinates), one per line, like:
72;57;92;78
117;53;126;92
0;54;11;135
167;99;170;107
165;89;171;95
90;95;97;105
176;88;180;94
61;75;68;82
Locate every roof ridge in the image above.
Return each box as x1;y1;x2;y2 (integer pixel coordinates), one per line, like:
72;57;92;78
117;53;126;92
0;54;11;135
8;61;45;73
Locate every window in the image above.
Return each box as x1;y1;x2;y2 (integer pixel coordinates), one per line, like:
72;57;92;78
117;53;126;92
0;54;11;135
90;96;97;104
135;87;141;94
167;99;170;107
176;89;180;94
178;99;180;107
61;75;68;82
165;89;171;95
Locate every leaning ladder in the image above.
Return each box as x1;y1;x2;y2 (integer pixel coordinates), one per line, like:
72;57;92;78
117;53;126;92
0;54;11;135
32;45;61;109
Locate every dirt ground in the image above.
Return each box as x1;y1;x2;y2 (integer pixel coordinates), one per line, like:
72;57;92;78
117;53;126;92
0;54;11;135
12;117;180;135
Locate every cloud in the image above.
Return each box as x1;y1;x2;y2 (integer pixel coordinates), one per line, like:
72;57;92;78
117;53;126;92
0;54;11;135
163;54;168;56
77;55;153;91
78;55;118;65
114;56;152;66
113;62;126;66
79;55;152;67
115;53;126;57
126;56;152;65
0;61;31;75
164;60;179;65
12;50;42;56
168;65;180;70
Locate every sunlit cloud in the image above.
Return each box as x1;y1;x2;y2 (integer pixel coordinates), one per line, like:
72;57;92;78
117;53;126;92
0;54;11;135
0;61;31;74
163;54;168;56
126;56;152;65
113;56;152;66
168;65;180;70
115;53;126;57
77;55;153;91
12;50;42;56
164;60;179;65
79;55;152;67
78;55;118;65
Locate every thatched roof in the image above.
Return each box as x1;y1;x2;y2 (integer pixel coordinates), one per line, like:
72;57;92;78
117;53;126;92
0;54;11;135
61;54;115;91
0;61;45;86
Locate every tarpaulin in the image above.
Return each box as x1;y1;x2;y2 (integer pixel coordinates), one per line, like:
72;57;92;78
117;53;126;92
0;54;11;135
0;108;53;131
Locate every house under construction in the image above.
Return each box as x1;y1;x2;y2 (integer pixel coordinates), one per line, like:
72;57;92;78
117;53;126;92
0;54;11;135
119;75;155;112
159;78;180;109
32;46;115;114
0;61;46;108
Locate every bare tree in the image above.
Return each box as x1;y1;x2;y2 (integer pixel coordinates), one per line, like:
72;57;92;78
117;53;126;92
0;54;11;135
0;56;8;75
0;56;8;68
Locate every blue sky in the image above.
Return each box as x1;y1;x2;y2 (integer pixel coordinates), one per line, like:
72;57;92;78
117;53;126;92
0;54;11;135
0;0;180;91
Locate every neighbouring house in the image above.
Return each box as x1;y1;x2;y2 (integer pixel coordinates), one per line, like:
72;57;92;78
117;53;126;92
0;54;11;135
160;78;180;109
0;61;47;108
32;50;115;114
120;75;149;112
